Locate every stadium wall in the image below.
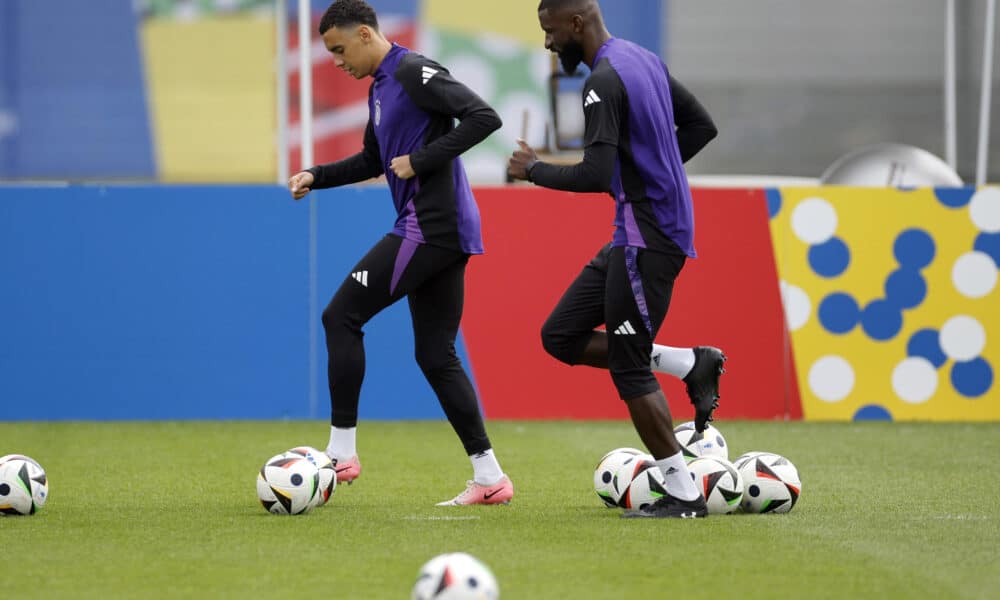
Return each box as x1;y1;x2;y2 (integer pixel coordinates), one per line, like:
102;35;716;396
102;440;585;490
1;185;997;422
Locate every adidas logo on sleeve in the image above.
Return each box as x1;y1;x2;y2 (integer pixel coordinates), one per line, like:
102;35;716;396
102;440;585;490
421;66;438;85
583;89;602;107
351;270;369;287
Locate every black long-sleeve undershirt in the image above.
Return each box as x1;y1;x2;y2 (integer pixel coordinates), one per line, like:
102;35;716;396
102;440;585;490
307;119;383;189
528;144;616;192
529;73;716;193
306;52;500;190
669;74;717;163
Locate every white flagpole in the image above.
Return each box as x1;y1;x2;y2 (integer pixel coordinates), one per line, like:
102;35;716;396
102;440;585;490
945;0;957;171
276;0;289;184
299;0;318;418
976;0;996;186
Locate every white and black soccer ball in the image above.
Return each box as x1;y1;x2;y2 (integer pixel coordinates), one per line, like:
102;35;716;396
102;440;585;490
0;454;43;469
673;421;728;461
593;448;645;507
612;457;668;512
256;453;320;515
284;446;336;507
687;456;743;515
732;451;769;471
737;452;801;514
412;552;499;600
0;455;48;516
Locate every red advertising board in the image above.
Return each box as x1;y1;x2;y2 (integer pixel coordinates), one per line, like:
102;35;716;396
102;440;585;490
463;186;801;421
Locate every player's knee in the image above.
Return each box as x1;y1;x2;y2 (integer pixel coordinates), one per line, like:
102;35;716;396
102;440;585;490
540;321;574;364
610;367;659;401
320;305;337;331
321;304;362;336
414;344;455;375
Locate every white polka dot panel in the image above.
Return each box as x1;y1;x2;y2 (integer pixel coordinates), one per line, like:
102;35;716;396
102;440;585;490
780;281;811;331
791;197;838;245
952;251;998;298
939;315;987;362
808;355;855;402
969;187;1000;233
892;357;938;404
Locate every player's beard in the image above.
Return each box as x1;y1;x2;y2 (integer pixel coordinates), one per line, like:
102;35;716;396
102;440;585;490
558;39;585;75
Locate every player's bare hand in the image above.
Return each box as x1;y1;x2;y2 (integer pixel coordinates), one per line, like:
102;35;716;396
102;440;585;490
507;139;538;181
288;171;315;200
390;155;416;179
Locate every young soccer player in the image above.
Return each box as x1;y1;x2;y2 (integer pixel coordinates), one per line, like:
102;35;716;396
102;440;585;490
288;0;513;506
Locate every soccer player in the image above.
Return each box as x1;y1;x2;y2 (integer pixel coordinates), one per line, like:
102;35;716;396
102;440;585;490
288;0;513;507
508;0;724;518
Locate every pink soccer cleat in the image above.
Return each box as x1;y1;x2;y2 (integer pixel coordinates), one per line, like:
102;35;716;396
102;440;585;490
435;476;514;506
330;455;361;485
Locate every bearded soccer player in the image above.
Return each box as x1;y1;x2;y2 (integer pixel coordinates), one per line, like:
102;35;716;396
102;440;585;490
508;0;724;518
288;0;513;506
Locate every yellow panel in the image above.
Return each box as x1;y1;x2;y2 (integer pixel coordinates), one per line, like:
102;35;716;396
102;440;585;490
141;17;276;182
770;187;999;422
423;0;544;45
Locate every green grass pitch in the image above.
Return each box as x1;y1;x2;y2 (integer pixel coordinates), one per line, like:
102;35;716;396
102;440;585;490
1;421;998;599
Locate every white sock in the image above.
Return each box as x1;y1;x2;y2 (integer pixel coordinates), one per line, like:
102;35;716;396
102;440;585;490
325;426;357;461
470;449;504;485
655;452;700;501
650;345;695;379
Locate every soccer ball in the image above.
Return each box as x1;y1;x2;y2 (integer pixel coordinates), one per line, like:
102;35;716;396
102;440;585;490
284;446;336;507
687;456;743;515
0;455;48;516
593;447;644;507
256;453;321;515
673;421;728;461
612;457;668;511
412;552;499;600
732;451;769;470
597;447;644;464
0;454;43;468
737;452;801;514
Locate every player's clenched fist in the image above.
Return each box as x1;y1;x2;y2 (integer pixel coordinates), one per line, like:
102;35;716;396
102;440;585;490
507;138;538;181
288;171;315;200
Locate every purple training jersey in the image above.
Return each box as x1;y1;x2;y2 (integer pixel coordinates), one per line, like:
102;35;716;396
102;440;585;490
585;38;695;257
309;44;501;255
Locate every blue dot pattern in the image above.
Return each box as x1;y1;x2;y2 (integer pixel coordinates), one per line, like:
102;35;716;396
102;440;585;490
894;229;936;269
766;189;782;219
835;229;938;343
818;292;860;334
861;299;903;341
791;191;994;417
974;232;1000;268
933;187;975;208
951;358;993;398
907;329;947;368
853;405;893;421
884;269;927;309
809;237;851;278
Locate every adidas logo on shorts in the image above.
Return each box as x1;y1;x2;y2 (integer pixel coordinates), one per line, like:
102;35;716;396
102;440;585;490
613;320;637;335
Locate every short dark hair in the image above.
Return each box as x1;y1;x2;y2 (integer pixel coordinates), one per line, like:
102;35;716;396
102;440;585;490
318;0;379;35
538;0;589;12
